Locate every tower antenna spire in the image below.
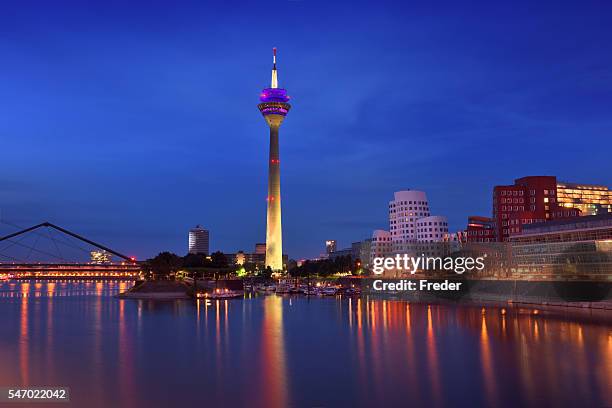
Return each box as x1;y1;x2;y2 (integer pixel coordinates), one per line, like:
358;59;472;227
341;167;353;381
271;47;278;89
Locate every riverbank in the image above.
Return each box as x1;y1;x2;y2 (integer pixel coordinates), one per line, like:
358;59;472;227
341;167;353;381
116;280;190;300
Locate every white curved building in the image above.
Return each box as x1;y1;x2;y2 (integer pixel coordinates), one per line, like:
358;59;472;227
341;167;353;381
389;190;432;252
370;229;392;260
415;215;449;242
367;190;450;270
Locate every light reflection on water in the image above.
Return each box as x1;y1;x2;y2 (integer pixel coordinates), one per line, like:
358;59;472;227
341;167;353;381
0;280;610;408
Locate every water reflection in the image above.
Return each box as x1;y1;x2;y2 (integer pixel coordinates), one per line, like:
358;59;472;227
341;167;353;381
19;282;29;386
1;281;610;408
426;305;442;407
480;313;497;406
259;296;288;408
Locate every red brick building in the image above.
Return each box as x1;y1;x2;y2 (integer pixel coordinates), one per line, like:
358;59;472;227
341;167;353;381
466;216;495;242
492;176;579;241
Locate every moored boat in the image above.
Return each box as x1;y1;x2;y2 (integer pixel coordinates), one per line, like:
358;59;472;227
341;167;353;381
197;288;244;299
255;284;276;293
320;287;338;296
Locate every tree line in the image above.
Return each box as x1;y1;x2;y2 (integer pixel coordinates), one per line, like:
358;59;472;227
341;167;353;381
289;255;361;277
142;251;274;280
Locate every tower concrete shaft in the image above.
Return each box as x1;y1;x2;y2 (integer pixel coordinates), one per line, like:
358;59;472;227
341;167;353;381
265;117;283;270
258;48;291;271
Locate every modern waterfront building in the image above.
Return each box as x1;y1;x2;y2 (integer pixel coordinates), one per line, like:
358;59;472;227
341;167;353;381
415;215;449;242
471;176;611;243
556;182;612;216
366;190;449;272
509;213;612;244
443;231;467;243
370;230;392;261
388;190;448;251
466;216;495;243
492;176;579;242
389;190;430;249
508;213;612;280
188;225;209;255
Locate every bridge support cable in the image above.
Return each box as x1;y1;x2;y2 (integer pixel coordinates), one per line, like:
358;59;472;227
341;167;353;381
45;227;65;262
0;237;66;262
25;233;41;262
0;229;36;254
47;227;91;256
0;222;134;262
1;220;90;255
0;252;24;263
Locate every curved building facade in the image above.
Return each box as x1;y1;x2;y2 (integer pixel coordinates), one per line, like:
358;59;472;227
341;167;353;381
389;190;431;252
370;230;392;260
367;190;450;271
415;215;449;242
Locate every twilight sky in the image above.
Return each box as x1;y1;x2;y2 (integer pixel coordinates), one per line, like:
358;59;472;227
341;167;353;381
1;0;611;260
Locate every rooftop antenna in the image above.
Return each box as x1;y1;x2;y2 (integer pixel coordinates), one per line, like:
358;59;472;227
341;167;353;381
271;47;278;89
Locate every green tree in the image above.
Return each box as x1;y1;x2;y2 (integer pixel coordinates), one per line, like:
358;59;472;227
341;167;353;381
242;262;258;273
210;251;229;268
148;252;183;279
262;266;273;279
183;253;206;268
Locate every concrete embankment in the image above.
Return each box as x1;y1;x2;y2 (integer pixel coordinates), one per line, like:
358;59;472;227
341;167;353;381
358;278;612;310
116;280;191;300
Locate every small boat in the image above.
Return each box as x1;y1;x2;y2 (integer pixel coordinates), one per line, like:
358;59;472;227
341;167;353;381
320;287;338;296
342;287;362;296
198;288;243;299
299;285;317;295
256;285;276;293
275;284;293;294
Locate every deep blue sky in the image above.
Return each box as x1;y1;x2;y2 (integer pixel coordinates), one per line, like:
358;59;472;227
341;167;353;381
1;1;611;260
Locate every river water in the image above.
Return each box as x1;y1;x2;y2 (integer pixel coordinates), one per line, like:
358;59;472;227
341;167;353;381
0;280;610;407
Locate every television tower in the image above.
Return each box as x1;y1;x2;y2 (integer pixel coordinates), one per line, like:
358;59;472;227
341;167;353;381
258;48;291;271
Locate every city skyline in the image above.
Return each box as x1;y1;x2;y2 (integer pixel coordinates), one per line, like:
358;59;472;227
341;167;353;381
1;1;611;259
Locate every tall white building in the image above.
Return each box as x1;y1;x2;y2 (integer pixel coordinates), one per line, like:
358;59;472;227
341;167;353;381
389;190;430;253
389;190;448;250
188;225;209;255
368;190;449;269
